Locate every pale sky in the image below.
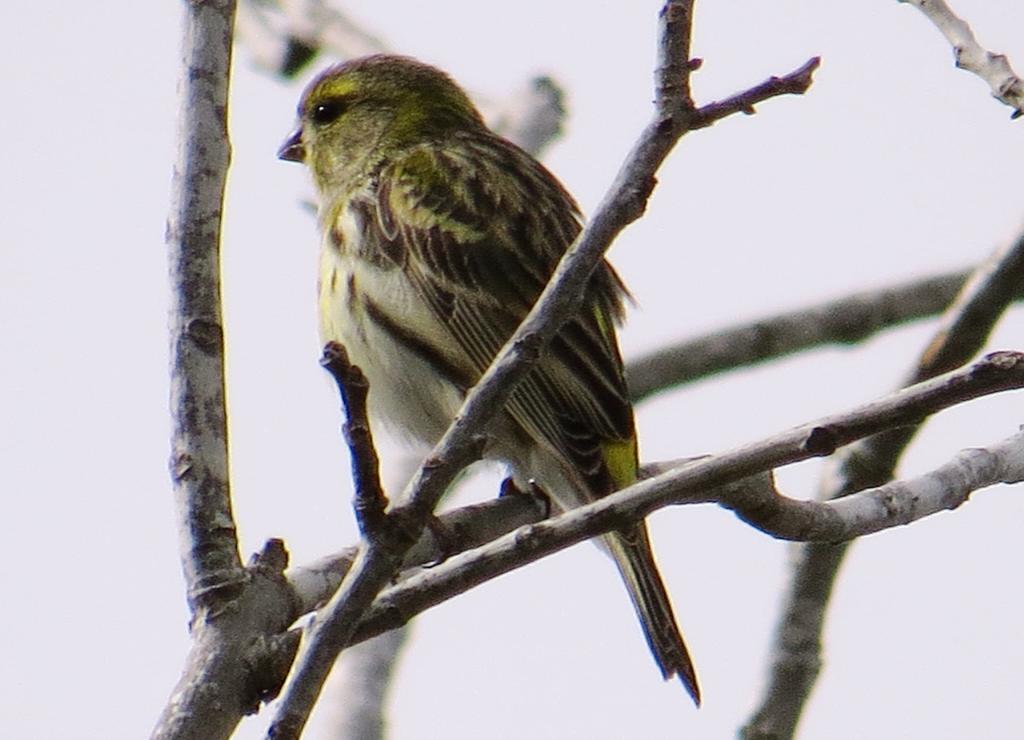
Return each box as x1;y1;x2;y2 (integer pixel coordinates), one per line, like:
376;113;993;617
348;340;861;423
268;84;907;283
2;2;1023;738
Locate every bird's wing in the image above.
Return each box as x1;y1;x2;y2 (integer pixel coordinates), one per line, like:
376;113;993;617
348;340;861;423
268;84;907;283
366;133;637;494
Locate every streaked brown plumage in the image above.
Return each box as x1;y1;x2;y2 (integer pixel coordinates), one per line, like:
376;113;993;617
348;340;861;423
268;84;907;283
280;54;700;703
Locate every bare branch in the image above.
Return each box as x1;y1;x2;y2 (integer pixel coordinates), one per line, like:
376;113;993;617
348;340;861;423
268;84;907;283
899;0;1024;118
254;346;1024;709
285;491;548;616
321;629;408;740
153;4;317;739
165;0;241;613
349;353;1024;644
484;75;567;157
262;348;1024;703
691;57;821;126
153;2;260;738
251;492;550;707
915;232;1024;380
151;490;548;731
236;0;384;76
153;541;296;740
627;266;1018;400
743;230;1024;740
320;342;389;538
266;4;821;735
726;426;1024;539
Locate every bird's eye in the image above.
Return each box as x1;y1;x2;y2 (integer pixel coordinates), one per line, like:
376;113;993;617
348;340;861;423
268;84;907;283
310;99;347;125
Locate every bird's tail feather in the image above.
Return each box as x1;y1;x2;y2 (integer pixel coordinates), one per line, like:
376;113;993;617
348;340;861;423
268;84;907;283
606;527;701;705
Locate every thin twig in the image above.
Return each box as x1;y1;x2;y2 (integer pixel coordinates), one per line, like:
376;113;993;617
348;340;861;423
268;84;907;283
320;342;389;537
899;0;1024;118
691;57;821;126
266;3;821;736
626;265;1019;400
743;230;1024;740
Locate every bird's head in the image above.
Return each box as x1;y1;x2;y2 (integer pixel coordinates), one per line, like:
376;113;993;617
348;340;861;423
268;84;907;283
278;54;484;195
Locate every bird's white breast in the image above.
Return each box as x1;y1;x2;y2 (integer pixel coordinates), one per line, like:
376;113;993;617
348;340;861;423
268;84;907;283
318;206;465;447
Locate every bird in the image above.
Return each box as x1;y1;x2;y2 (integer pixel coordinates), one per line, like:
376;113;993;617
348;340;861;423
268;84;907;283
278;54;700;703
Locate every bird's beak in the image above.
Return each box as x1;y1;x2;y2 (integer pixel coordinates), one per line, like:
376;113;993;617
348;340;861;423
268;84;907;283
277;128;306;162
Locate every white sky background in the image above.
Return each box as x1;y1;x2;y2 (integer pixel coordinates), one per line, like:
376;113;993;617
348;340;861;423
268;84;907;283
2;1;1023;738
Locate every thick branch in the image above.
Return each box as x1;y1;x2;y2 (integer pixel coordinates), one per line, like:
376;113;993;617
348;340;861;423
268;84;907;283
266;4;820;736
743;229;1024;740
153;1;253;738
899;0;1024;118
165;0;241;612
152;543;296;740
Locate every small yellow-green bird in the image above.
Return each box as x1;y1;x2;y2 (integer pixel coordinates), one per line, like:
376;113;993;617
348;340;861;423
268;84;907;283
279;54;699;703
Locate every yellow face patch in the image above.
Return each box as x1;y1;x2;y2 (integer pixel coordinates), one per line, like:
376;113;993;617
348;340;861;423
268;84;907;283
303;73;359;116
